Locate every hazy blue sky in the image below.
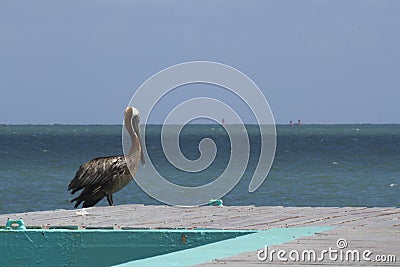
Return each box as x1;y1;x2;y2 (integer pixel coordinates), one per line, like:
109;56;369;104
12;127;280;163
1;1;399;124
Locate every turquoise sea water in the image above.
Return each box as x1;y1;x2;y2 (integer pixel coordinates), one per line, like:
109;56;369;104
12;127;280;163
0;124;399;214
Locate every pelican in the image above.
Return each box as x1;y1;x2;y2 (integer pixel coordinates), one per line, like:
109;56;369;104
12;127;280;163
68;107;145;208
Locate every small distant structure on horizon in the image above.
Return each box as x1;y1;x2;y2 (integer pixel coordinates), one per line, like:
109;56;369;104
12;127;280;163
289;119;302;126
221;118;225;126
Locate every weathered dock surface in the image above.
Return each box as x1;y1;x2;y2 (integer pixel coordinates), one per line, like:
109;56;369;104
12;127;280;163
1;205;399;266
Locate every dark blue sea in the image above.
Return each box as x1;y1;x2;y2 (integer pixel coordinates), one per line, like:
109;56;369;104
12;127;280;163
0;124;399;214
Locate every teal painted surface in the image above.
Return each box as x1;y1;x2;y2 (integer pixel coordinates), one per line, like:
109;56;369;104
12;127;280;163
114;226;334;267
5;219;26;230
0;228;253;267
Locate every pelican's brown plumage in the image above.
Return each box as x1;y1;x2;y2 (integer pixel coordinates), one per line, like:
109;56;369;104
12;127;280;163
68;107;145;208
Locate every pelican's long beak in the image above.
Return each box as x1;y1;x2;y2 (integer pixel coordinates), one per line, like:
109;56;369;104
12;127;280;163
132;115;145;166
139;131;145;166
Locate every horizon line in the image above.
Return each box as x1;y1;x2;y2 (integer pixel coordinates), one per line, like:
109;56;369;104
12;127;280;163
1;123;400;126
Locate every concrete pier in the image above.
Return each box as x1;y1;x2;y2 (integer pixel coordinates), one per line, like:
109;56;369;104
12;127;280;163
1;205;398;266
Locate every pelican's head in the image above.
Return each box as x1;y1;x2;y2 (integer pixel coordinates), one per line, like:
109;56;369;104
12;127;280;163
124;106;140;120
124;106;145;166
